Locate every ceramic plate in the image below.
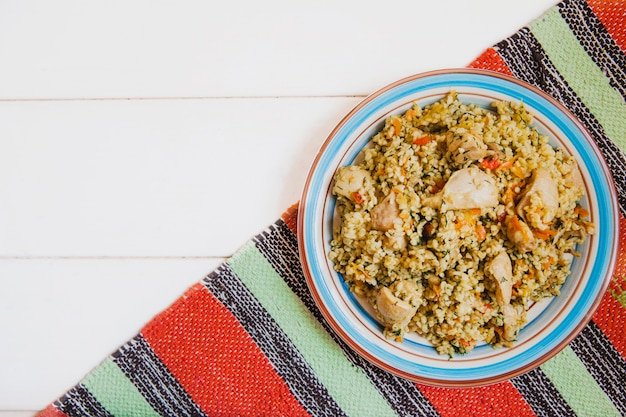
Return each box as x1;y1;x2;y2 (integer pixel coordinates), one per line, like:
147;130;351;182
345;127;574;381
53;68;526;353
298;69;619;386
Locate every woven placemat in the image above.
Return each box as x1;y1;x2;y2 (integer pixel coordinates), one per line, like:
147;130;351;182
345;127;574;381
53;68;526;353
38;0;626;415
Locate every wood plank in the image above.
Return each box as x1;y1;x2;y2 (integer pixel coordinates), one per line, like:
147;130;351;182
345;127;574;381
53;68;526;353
0;0;555;99
0;97;360;257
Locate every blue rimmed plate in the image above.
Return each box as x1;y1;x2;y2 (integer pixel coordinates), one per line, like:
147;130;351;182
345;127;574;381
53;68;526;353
298;69;619;386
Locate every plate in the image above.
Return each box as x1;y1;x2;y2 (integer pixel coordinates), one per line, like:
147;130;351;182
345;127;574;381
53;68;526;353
298;69;619;386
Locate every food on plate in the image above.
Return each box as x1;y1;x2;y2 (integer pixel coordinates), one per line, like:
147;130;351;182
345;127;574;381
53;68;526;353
328;91;594;356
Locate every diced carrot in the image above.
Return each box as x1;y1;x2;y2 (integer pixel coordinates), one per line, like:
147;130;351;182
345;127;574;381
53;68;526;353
459;338;476;349
533;228;557;240
475;224;487;241
574;206;589;217
412;135;432;146
479;155;501;170
351;191;363;204
405;108;415;119
392;117;402;137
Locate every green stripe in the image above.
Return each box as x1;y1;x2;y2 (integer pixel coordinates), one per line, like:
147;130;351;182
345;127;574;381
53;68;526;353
82;357;160;417
228;241;396;417
530;8;626;152
540;347;620;417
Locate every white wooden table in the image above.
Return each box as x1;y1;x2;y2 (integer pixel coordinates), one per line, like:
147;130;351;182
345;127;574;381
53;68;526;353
0;1;556;414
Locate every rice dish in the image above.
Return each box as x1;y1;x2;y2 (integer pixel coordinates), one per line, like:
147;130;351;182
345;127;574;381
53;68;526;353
328;91;594;356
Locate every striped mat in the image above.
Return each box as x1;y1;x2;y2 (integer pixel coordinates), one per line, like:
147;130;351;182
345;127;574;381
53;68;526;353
39;0;626;416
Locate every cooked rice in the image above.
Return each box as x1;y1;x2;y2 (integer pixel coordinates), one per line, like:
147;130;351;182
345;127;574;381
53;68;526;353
328;91;594;356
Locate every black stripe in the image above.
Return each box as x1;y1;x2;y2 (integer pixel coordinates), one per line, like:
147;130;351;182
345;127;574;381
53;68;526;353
202;262;348;417
112;334;208;417
570;322;626;415
254;219;441;417
558;0;626;100
55;385;113;417
511;368;577;417
495;27;626;217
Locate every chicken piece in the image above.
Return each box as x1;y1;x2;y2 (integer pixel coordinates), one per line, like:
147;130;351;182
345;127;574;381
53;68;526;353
486;142;506;161
446;132;488;165
422;167;499;211
383;231;407;251
563;161;584;194
486;251;513;307
516;168;559;224
502;304;520;342
506;215;536;252
370;192;400;231
332;166;371;201
376;280;421;326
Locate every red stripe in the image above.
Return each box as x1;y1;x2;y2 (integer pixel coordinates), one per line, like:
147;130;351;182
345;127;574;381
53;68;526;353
593;292;626;357
282;203;299;236
36;405;69;417
591;213;626;357
418;382;537;417
141;282;309;417
468;47;514;76
587;0;626;52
